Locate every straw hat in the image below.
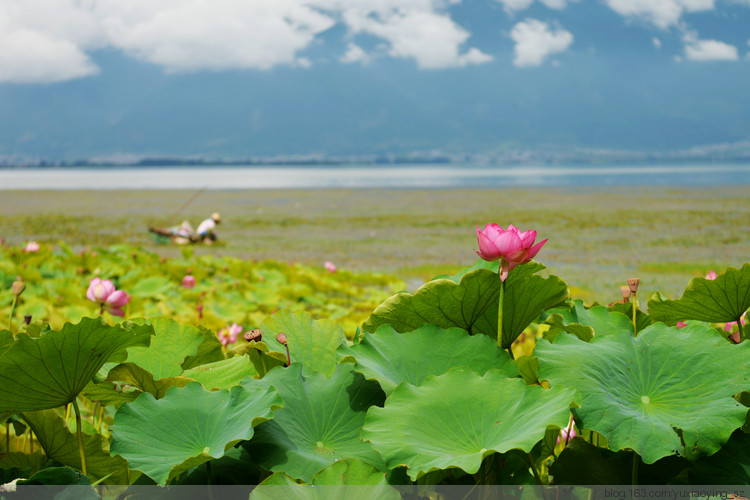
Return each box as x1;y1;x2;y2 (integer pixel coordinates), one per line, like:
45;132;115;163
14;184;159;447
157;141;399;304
211;212;221;223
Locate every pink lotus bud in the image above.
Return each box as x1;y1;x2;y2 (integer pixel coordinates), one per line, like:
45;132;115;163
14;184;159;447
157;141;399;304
676;321;688;329
324;261;337;273
182;275;196;289
557;418;576;444
476;224;547;280
24;241;39;253
705;270;717;280
12;279;26;297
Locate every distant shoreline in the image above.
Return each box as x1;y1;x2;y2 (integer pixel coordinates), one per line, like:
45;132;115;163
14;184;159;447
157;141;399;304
1;163;749;190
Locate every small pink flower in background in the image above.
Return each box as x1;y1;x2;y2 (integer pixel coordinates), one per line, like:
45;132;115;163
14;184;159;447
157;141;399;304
705;270;717;280
24;241;39;253
676;321;688;329
724;313;747;332
324;261;337;273
476;224;547;281
182;275;196;289
217;323;242;346
86;277;130;316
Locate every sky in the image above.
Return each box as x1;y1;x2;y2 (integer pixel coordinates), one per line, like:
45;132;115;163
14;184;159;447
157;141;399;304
1;0;749;161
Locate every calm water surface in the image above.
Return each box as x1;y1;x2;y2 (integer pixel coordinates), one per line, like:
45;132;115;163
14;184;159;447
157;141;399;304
1;164;749;189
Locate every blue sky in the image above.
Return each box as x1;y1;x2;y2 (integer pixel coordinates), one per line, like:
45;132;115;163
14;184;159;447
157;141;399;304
1;0;749;160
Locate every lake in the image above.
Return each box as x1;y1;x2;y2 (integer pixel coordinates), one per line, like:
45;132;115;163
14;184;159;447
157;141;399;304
1;163;749;189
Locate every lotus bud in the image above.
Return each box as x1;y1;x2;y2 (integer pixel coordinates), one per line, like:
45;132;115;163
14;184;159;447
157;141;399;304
276;333;288;346
627;278;640;294
620;286;631;302
182;275;196;289
244;329;262;342
12;279;26;297
705;270;717;280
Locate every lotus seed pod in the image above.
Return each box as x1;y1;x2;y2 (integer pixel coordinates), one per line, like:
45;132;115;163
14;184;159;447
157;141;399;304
620;286;631;301
276;333;288;346
627;278;640;294
244;329;262;342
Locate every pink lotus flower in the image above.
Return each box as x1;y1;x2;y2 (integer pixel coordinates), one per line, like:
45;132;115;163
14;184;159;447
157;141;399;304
476;224;547;281
217;323;242;346
24;241;39;253
705;270;717;280
86;277;130;316
324;261;337;273
182;275;196;289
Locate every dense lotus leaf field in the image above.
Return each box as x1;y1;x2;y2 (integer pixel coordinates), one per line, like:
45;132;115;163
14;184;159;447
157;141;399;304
0;234;748;494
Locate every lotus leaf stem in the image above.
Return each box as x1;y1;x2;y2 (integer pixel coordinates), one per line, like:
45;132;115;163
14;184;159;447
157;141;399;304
5;422;9;452
497;276;509;357
527;452;543;485
738;319;746;343
8;294;17;332
72;398;88;476
631;296;637;335
632;452;640;486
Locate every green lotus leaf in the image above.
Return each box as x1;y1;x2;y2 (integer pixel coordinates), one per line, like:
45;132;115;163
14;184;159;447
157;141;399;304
251;460;399;500
125;317;204;379
22;408;129;484
0;318;152;412
0;329;14;356
363;267;568;348
106;363;193;399
609;302;652;334
544;300;633;342
440;259;545;284
501;273;569;348
110;381;282;485
261;311;346;377
689;430;750;484
339;324;518;395
81;381;139;409
362;367;578;480
18;466;93;486
648;264;750;326
536;324;750;463
0;451;46;481
180;325;225;370
124;276;174;298
182;354;257;390
232;341;287;378
243;363;386;482
362;268;501;337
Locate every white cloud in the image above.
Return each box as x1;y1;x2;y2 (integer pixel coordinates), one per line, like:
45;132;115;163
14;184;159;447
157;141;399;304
683;32;738;60
604;0;714;29
493;0;572;13
338;5;493;68
97;0;335;72
510;19;573;67
340;43;370;64
0;5;99;83
653;37;662;48
0;0;493;82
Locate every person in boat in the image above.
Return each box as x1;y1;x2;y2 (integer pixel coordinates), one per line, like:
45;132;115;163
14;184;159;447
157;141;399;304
196;213;221;243
149;212;221;245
